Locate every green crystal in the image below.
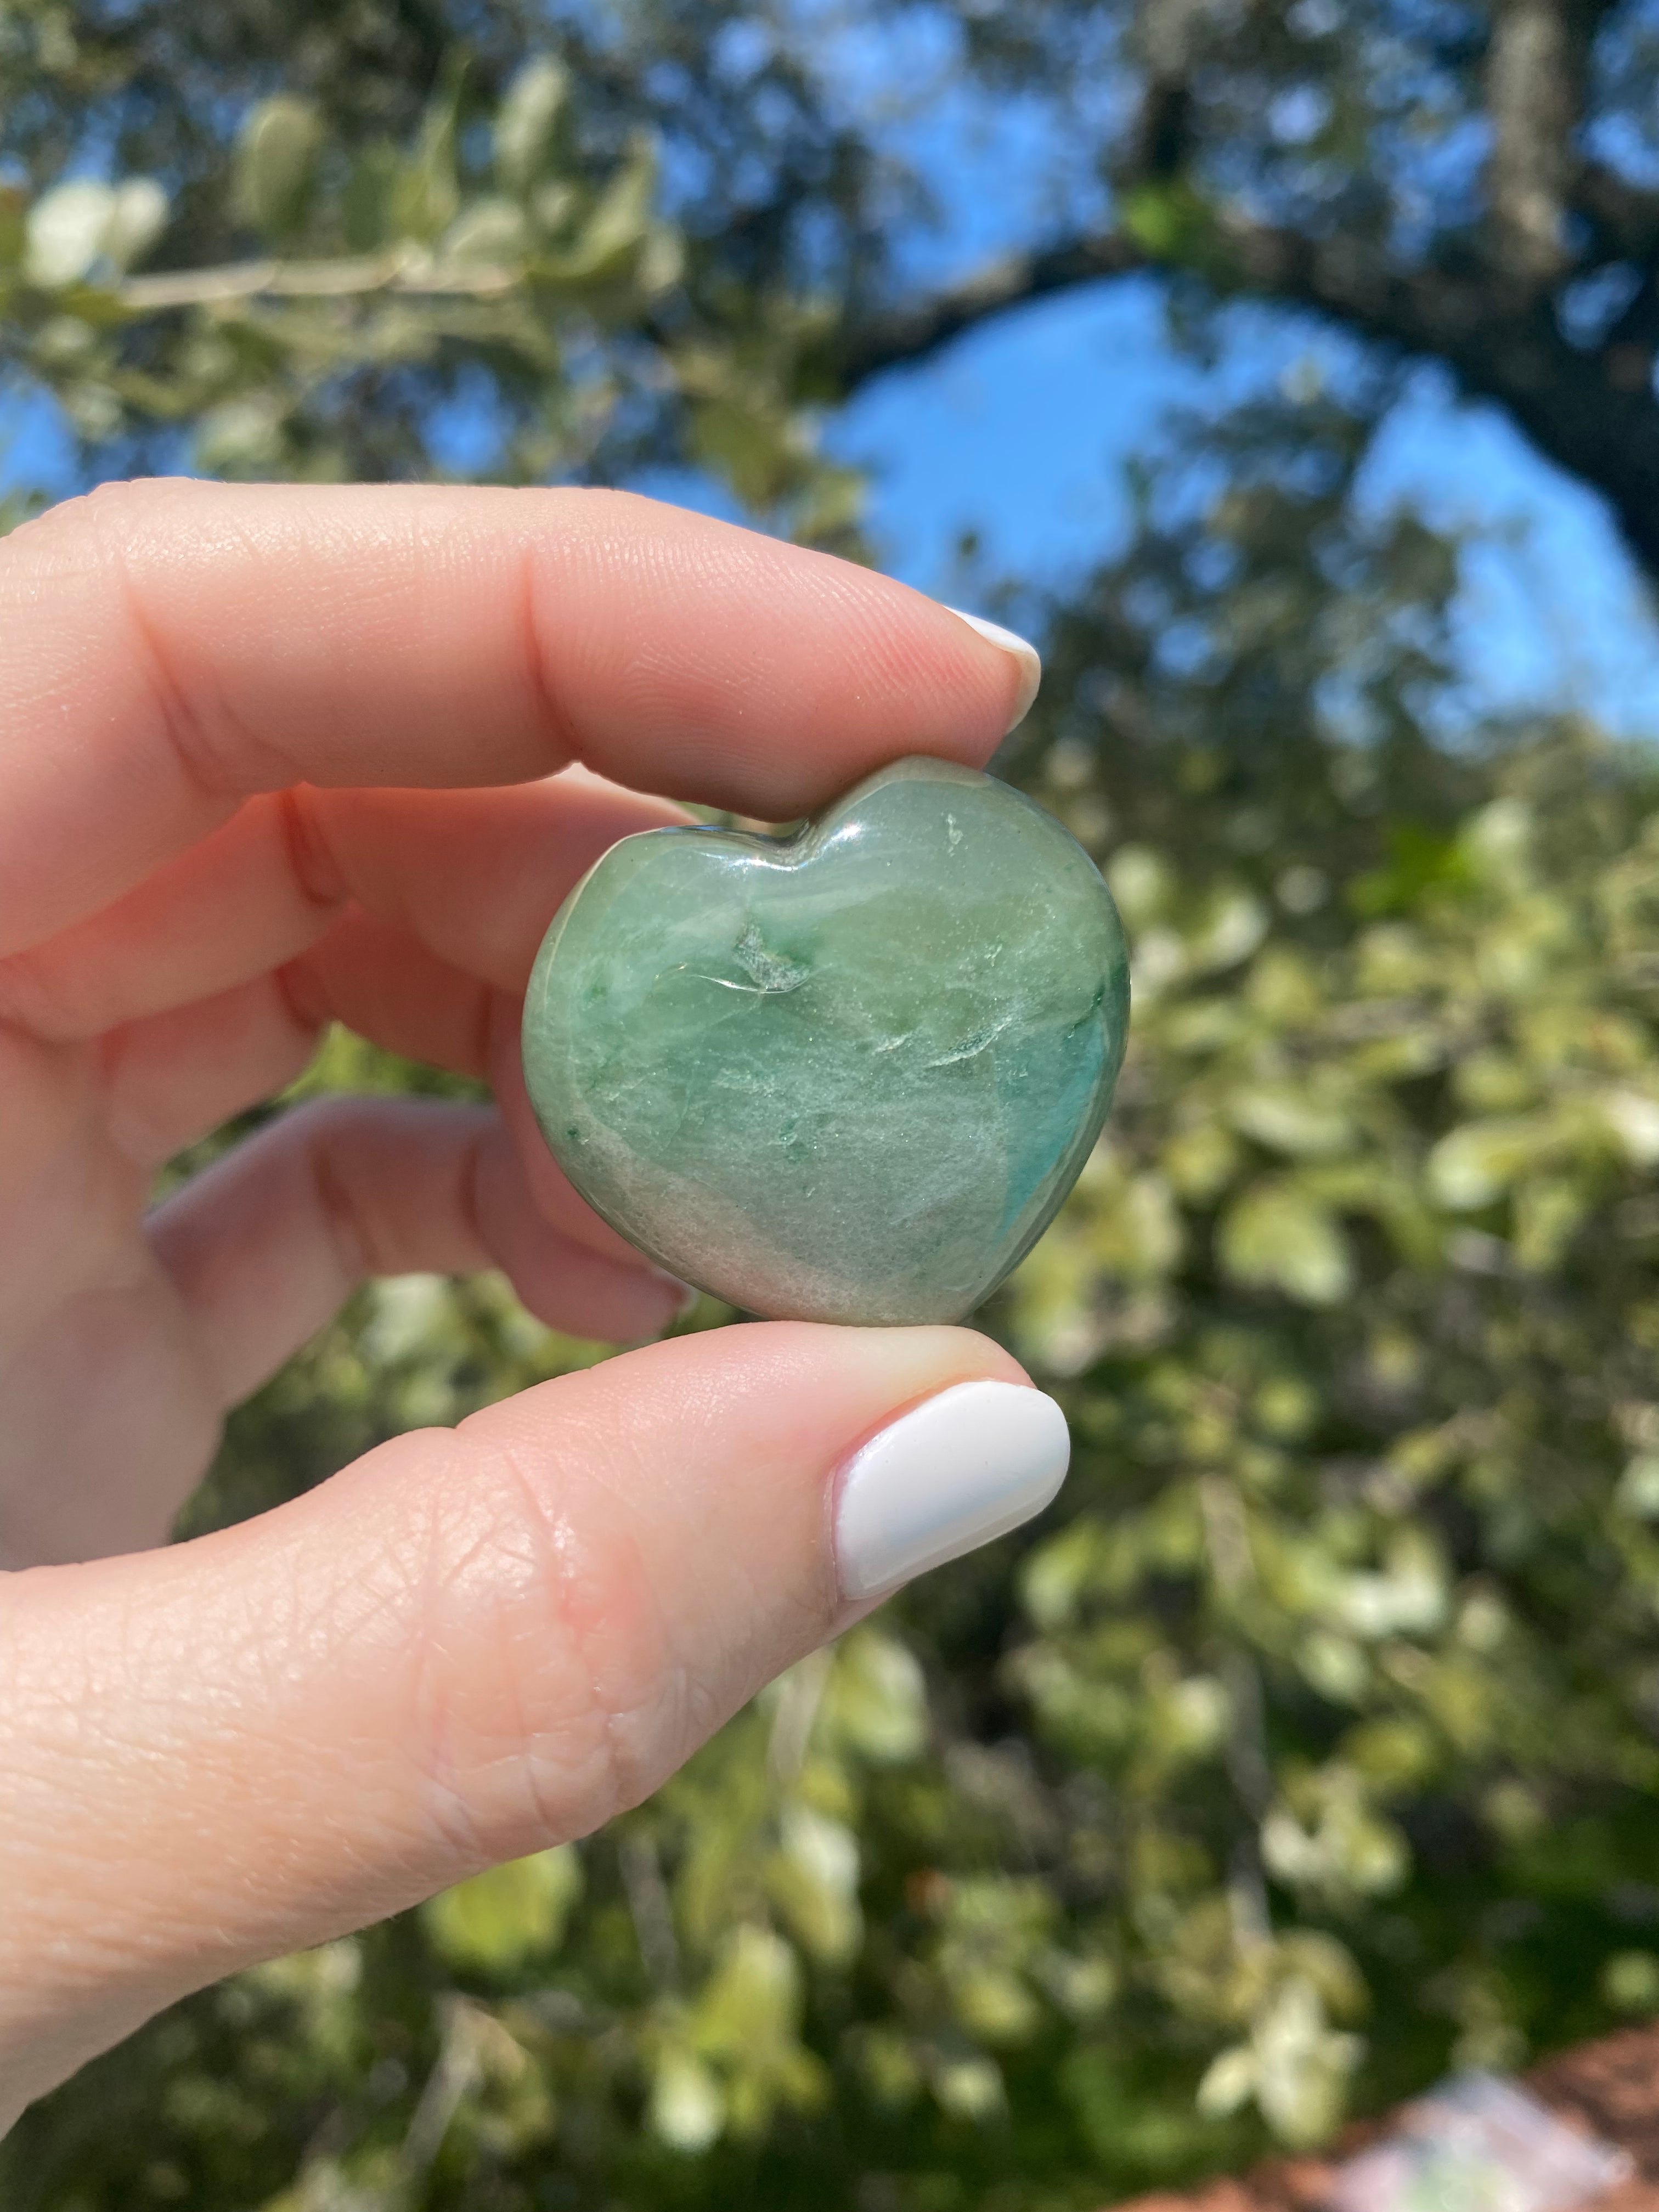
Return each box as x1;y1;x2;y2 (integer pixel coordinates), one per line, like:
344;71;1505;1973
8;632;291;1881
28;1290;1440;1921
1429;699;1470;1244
521;755;1131;1325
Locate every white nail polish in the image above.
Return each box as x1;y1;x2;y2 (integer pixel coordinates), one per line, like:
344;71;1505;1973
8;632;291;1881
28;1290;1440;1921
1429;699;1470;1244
834;1380;1070;1601
943;605;1043;735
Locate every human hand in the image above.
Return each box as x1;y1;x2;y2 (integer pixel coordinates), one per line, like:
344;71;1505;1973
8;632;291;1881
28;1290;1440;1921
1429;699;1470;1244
0;481;1067;2125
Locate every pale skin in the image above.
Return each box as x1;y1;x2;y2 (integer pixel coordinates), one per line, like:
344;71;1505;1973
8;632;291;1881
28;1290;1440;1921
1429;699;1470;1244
0;479;1039;2130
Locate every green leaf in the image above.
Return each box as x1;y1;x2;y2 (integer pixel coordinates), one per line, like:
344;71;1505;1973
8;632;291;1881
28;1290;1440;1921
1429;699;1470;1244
552;133;658;283
1229;1086;1355;1159
0;184;26;275
232;96;323;239
686;1925;830;2137
440;196;531;268
495;56;570;193
1119;178;1216;263
1197;2042;1256;2118
1351;822;1471;917
1601;1087;1659;1167
342;140;400;251
1616;1453;1659;1519
1250;1978;1362;2147
193;393;287;477
1603;1951;1659;2013
1218;1178;1353;1304
419;1844;583;1973
820;1628;928;1763
390;70;466;244
768;1806;862;1965
930;2051;1006;2121
650;2049;725;2152
693;1925;803;2059
1513;1173;1593;1270
1426;1117;1543;1209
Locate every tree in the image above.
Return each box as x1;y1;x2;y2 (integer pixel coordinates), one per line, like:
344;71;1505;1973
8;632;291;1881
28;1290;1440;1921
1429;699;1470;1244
7;5;1659;575
852;1;1659;589
5;8;1659;2208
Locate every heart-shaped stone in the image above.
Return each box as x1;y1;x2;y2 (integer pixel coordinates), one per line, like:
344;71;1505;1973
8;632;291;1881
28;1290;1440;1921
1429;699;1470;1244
521;755;1130;1325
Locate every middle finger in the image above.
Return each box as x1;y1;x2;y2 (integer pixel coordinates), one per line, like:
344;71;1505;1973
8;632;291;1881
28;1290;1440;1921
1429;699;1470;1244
0;770;688;1043
102;915;649;1273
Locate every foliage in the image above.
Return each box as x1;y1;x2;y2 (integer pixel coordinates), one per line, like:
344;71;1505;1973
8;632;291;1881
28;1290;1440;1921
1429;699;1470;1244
1007;729;1659;2143
6;7;1659;2211
0;4;876;539
16;724;1659;2211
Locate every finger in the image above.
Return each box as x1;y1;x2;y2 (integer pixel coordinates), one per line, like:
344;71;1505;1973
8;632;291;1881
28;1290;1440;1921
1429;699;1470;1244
81;912;647;1276
287;917;654;1270
287;909;500;1080
99;969;324;1167
1;480;1039;955
0;793;340;1042
302;772;693;997
0;769;689;1042
0;1022;143;1338
0;1324;1065;2121
290;911;654;1265
147;1096;689;1407
289;912;653;1271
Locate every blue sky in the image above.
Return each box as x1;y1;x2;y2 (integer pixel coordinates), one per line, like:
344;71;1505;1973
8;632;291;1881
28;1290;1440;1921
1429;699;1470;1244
826;276;1659;740
7;26;1659;741
814;22;1659;742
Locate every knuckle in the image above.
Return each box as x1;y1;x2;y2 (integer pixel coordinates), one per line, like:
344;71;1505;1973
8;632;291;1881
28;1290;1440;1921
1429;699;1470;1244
400;1423;686;1866
33;478;278;802
5;476;149;554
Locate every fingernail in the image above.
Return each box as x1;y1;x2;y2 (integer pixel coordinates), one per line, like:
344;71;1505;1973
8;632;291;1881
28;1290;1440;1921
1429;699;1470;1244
834;1380;1070;1601
943;606;1043;735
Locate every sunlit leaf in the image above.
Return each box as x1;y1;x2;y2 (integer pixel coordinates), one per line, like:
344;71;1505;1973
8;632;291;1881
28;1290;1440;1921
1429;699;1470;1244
25;179;115;286
1219;1178;1352;1304
419;1846;583;1973
233;96;323;238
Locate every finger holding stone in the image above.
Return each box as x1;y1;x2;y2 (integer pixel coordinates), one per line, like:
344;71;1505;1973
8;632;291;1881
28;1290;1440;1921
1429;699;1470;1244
0;794;345;1043
1;480;1034;957
307;771;693;995
100;970;326;1167
284;920;652;1272
0;772;690;1041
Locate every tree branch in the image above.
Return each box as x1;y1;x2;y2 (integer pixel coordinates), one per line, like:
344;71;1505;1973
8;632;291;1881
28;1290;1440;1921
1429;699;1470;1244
834;177;1659;587
836;235;1145;388
1485;0;1615;284
116;243;523;310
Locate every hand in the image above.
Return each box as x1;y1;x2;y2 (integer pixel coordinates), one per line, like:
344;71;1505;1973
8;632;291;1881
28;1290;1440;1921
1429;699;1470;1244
0;479;1066;2126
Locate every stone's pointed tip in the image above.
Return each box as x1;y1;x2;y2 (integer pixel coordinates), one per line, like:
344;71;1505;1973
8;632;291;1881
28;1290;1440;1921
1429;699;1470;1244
941;605;1043;735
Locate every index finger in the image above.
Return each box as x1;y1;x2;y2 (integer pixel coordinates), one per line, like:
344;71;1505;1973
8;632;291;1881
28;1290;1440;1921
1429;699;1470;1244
0;480;1039;957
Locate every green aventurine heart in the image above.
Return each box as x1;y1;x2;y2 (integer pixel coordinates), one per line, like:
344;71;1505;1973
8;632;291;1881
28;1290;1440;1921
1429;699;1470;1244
521;755;1131;1325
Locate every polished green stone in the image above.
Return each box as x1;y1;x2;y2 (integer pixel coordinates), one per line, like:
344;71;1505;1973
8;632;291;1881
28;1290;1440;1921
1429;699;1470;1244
521;755;1130;1325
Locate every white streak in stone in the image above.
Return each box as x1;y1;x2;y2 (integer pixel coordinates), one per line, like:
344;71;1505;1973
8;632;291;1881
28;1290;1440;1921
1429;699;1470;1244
927;1015;1013;1068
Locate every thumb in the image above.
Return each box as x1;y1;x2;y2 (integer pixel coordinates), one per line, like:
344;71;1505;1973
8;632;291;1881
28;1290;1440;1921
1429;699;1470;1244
0;1322;1068;2123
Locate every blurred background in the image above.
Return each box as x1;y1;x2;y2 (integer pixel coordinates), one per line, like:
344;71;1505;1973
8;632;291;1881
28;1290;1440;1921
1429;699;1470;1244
5;4;1659;2206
